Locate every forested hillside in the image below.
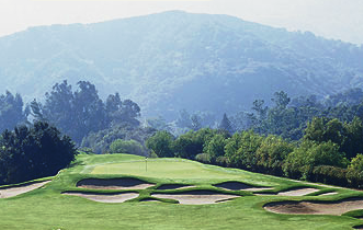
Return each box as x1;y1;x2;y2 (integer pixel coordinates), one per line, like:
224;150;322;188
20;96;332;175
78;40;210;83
0;11;362;119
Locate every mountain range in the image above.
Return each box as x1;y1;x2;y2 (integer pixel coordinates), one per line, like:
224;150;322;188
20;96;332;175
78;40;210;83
0;11;362;119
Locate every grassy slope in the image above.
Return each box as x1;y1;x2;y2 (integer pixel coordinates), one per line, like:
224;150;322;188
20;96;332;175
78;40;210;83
0;153;362;230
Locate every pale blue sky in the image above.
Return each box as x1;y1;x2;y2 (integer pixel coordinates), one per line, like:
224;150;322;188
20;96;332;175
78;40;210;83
0;0;362;44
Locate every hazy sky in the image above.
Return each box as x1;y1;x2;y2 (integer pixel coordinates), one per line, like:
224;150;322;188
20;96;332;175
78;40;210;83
0;0;362;44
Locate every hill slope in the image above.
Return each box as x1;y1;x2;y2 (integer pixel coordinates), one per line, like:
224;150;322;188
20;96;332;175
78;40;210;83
0;11;363;118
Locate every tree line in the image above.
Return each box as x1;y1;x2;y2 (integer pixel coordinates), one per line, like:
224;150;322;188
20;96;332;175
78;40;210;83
165;88;363;141
0;80;144;184
146;115;363;188
0;80;142;145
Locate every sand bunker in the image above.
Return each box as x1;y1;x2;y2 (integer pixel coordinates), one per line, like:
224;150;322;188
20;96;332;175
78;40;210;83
214;182;270;192
318;192;338;196
157;184;196;190
265;198;363;215
277;188;319;196
151;190;240;205
63;192;139;203
77;178;154;190
0;181;50;198
255;188;321;197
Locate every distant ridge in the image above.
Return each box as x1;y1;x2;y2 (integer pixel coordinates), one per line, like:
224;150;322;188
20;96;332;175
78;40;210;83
0;11;362;118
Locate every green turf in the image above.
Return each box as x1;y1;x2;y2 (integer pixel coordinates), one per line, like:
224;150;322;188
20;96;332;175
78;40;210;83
0;153;362;230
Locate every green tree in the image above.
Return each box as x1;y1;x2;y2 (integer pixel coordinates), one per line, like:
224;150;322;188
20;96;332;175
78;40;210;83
110;139;145;156
31;81;141;144
256;135;294;173
283;140;346;179
304;117;344;145
0;122;77;185
203;134;227;160
146;131;174;157
219;113;233;134
341;117;363;159
225;130;262;169
348;154;363;173
0;91;28;132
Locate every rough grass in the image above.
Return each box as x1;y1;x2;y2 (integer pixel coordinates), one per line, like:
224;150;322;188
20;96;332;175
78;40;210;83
0;153;362;230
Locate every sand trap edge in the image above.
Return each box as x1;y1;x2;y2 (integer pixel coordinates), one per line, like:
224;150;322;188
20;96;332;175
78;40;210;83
264;197;363;216
151;190;241;205
213;181;271;191
63;191;139;203
277;187;320;196
156;184;196;190
0;180;51;198
76;178;155;190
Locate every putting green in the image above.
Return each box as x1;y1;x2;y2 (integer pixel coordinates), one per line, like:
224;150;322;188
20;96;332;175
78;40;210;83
90;159;274;185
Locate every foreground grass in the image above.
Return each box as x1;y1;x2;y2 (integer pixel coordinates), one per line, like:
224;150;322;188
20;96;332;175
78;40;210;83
0;153;362;230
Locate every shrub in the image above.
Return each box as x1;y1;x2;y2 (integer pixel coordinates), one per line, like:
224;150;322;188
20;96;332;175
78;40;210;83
109;139;145;156
146;131;174;157
195;153;212;164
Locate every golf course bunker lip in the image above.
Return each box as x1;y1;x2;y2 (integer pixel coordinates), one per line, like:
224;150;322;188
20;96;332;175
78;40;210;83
139;198;162;203
214;182;270;192
318;192;339;196
76;178;155;190
254;192;278;196
0;180;50;198
264;197;363;216
277;188;319;196
63;192;139;203
151;190;241;205
157;184;196;190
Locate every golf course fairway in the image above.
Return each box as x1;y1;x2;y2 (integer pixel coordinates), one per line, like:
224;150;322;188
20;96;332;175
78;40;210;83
0;153;363;230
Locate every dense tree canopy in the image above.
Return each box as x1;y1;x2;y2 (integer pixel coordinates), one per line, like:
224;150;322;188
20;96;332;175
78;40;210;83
0;122;77;185
146;114;363;188
31;80;141;144
0;91;28;132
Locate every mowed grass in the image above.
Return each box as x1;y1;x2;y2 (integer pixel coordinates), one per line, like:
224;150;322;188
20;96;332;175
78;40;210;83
0;153;362;230
91;160;279;185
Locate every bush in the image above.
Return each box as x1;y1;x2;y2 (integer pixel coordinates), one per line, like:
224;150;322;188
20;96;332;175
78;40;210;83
146;131;174;157
216;156;228;166
109;139;145;156
195;153;212;164
81;125;156;154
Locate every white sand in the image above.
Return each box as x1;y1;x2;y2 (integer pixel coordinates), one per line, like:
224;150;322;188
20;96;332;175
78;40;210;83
318;192;338;196
151;193;240;205
278;188;319;196
265;198;363;216
63;192;139;203
0;181;50;198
